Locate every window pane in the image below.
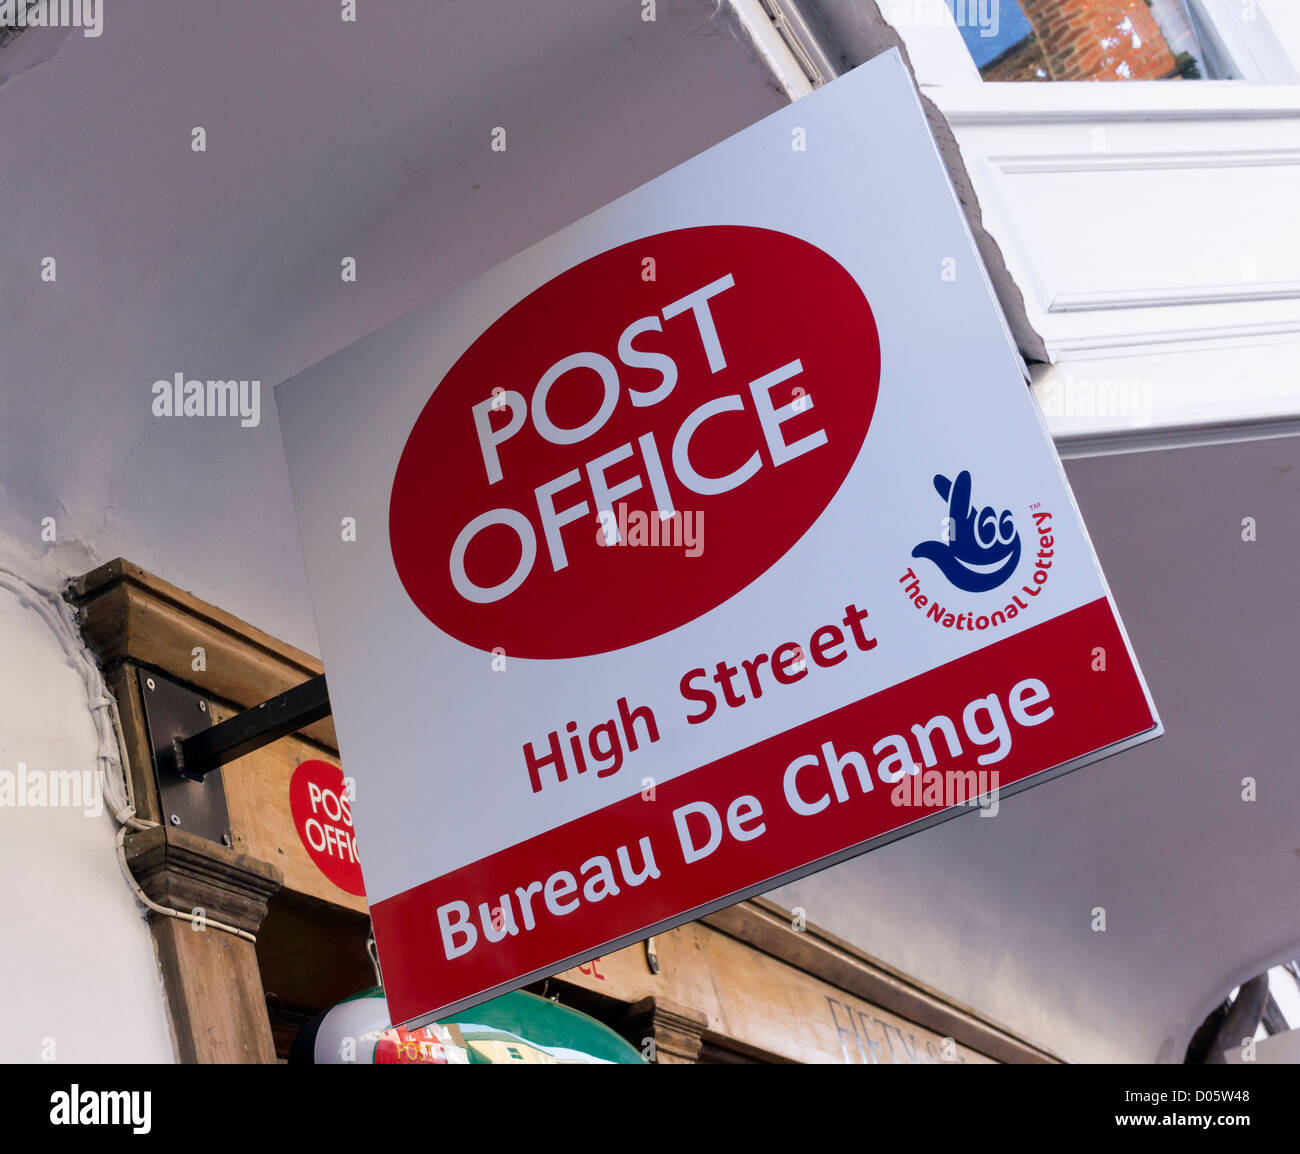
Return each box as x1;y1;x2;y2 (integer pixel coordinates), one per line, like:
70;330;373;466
955;0;1216;81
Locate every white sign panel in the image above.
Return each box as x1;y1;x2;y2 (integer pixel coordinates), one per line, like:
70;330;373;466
276;51;1161;1026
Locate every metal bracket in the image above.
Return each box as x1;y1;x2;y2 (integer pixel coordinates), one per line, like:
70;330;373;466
137;668;232;847
174;673;330;781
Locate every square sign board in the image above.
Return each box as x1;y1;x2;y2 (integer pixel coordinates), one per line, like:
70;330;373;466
276;50;1162;1028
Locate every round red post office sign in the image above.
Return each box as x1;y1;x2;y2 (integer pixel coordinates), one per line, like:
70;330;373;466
390;224;881;659
289;760;365;897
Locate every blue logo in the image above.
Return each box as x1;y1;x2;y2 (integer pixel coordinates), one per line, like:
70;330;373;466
911;471;1020;593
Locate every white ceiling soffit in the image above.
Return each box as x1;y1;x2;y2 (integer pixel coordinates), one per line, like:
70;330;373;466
0;0;785;655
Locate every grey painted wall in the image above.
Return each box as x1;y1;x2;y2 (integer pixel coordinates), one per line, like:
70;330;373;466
0;0;784;654
775;434;1300;1061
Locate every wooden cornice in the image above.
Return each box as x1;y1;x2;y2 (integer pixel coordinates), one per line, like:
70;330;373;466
67;558;337;752
617;996;708;1064
703;897;1060;1065
125;824;283;937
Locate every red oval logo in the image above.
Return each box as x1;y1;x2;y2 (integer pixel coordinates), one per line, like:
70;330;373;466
289;760;365;897
390;225;880;659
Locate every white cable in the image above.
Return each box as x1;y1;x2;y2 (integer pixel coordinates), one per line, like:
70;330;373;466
0;565;134;824
0;563;256;943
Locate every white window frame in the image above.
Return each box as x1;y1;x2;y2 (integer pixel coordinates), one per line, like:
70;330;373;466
871;1;1300;450
730;1;1300;448
733;0;1300;451
882;0;1298;91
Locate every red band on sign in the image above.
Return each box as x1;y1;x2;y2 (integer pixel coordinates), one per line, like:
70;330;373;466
372;598;1153;1025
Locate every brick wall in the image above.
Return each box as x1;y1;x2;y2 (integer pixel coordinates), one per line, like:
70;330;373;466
983;0;1178;81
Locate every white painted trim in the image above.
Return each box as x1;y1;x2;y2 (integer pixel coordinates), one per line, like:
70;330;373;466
726;0;816;101
758;0;840;87
1044;317;1300;358
1193;0;1299;84
1032;342;1300;455
967;150;1058;311
1052;417;1300;457
932;83;1300;363
930;80;1300;123
990;146;1300;173
976;141;1300;322
1048;282;1300;314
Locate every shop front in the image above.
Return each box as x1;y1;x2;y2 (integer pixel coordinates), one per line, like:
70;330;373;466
68;560;1051;1064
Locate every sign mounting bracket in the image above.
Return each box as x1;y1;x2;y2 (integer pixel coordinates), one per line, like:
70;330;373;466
136;668;331;845
171;673;332;782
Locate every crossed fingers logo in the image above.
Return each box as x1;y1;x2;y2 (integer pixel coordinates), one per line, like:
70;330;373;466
911;470;1020;593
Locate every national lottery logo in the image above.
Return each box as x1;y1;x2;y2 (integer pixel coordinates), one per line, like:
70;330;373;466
911;470;1020;593
899;471;1054;637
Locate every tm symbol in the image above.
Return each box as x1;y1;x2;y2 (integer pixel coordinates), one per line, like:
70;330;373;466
1028;502;1042;510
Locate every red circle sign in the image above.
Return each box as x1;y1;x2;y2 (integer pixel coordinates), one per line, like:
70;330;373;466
390;225;880;658
289;760;365;896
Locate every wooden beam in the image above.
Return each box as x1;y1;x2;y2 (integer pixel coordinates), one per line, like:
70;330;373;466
125;824;283;1063
702;897;1059;1064
555;919;1000;1064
